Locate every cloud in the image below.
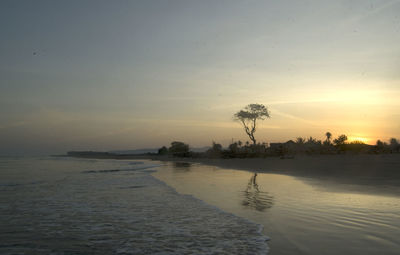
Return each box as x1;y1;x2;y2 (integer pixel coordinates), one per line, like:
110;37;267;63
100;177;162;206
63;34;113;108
270;108;322;127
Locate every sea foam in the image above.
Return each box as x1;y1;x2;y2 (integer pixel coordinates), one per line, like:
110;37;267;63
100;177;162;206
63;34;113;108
0;158;269;254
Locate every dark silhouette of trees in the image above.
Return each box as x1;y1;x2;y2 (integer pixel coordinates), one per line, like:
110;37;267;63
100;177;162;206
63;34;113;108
229;142;239;153
168;141;190;157
306;136;317;144
296;137;305;144
390;138;399;153
211;141;222;151
234;104;270;145
333;134;348;153
345;140;369;153
295;137;306;153
325;132;332;144
305;136;322;154
375;140;389;153
333;134;348;146
155;135;398;160
158;146;168;155
322;132;335;153
206;141;223;157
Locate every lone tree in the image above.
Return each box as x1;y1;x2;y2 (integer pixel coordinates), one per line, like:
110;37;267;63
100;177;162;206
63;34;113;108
234;103;270;145
325;132;332;143
168;141;189;157
333;134;348;146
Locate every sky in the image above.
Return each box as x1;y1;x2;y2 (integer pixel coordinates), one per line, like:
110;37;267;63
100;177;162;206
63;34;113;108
1;0;399;155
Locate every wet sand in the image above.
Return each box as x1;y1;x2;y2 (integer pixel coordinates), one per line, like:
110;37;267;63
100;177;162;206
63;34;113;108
148;154;400;197
153;159;400;255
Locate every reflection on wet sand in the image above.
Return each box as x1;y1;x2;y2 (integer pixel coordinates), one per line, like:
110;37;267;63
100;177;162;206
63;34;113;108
242;173;274;211
154;162;400;255
172;162;192;171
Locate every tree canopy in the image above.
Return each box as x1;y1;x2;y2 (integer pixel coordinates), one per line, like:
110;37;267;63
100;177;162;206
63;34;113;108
234;103;270;145
333;134;348;146
168;141;189;156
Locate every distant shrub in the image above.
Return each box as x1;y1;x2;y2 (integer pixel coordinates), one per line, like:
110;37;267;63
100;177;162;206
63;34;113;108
205;141;223;158
158;146;168;155
168;141;190;157
333;134;348;153
389;138;399;153
343;141;370;153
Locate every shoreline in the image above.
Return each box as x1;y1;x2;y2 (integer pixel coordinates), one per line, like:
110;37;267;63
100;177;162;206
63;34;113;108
152;156;400;255
67;153;400;196
146;154;400;197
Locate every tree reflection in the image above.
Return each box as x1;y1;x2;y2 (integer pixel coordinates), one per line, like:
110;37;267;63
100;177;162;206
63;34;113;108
242;173;274;211
172;162;192;172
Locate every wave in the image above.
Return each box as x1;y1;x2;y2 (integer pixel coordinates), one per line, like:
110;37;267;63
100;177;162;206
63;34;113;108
81;165;158;174
0;157;269;254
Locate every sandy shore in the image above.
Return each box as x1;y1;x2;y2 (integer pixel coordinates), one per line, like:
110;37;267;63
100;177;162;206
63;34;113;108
146;154;400;196
153;156;400;255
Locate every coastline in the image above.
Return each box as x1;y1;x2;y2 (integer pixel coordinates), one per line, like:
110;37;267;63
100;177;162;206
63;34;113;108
152;157;400;255
66;153;400;196
145;154;400;197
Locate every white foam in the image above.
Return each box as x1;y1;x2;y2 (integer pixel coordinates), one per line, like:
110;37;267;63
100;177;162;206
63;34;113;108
0;158;269;254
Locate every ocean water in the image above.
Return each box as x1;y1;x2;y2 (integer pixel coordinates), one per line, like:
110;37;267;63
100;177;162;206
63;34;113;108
0;157;269;254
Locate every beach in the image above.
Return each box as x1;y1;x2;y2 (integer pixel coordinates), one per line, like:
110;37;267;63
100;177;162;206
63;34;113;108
2;155;399;254
147;154;400;197
152;155;400;255
3;1;400;254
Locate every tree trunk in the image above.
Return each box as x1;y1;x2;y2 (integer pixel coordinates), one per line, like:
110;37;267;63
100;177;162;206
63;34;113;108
251;135;256;145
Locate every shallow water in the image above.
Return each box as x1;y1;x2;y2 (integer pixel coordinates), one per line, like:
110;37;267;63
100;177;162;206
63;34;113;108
153;161;400;255
0;157;268;254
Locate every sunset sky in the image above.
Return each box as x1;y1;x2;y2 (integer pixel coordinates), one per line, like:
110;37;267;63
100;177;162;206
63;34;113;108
1;0;399;155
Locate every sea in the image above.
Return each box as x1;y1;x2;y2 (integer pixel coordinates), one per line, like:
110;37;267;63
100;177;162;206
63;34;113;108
0;157;268;255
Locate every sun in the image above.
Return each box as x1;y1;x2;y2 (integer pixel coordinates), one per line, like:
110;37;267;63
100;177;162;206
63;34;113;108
347;136;369;144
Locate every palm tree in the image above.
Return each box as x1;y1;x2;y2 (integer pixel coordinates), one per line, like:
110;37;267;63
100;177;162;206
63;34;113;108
325;132;332;143
307;136;317;144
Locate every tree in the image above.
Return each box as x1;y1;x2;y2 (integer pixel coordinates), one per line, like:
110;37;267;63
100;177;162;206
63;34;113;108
206;141;223;157
333;134;348;146
390;138;399;152
169;141;189;157
376;139;384;148
211;141;222;152
229;142;239;153
325;132;332;144
333;134;348;153
375;139;389;153
306;136;317;144
234;103;270;145
158;146;168;155
390;138;398;146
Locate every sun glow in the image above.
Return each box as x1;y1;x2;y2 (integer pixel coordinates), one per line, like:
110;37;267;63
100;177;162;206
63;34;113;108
347;136;369;144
